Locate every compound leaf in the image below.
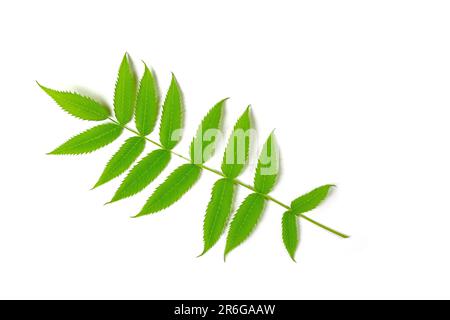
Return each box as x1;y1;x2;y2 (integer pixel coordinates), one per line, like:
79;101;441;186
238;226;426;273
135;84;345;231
159;74;183;149
93;136;145;189
109;149;171;203
48;123;122;155
135;63;159;136
254;132;279;194
282;211;299;261
190;98;226;164
136;164;201;217
114;53;136;124
201;178;235;255
291;184;335;216
37;83;110;121
224;193;266;258
221;107;251;178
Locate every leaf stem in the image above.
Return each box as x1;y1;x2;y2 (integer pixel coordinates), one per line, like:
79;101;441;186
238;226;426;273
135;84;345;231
299;215;349;239
109;118;350;239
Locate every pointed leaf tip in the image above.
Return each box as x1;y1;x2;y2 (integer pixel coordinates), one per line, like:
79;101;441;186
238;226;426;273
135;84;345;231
93;136;145;188
114;53;136;125
49;123;122;155
38;83;110;121
254;133;280;194
221;107;252;178
224;193;266;257
190;100;226;164
110;149;171;203
290;184;336;216
138;164;201;216
201;178;235;255
282;211;299;261
135;63;159;136
159;74;183;149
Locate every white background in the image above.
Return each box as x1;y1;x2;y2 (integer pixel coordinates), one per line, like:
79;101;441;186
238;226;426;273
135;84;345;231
0;0;449;300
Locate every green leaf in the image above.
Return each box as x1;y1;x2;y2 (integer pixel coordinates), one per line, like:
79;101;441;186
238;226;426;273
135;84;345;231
135;63;159;136
109;149;171;203
190;99;226;164
282;211;299;261
224;193;266;258
201;178;235;255
254;132;279;194
159;74;183;149
93;136;145;189
291;184;335;216
114;53;136;124
136;164;201;217
48;123;122;155
37;83;110;121
221;107;251;178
